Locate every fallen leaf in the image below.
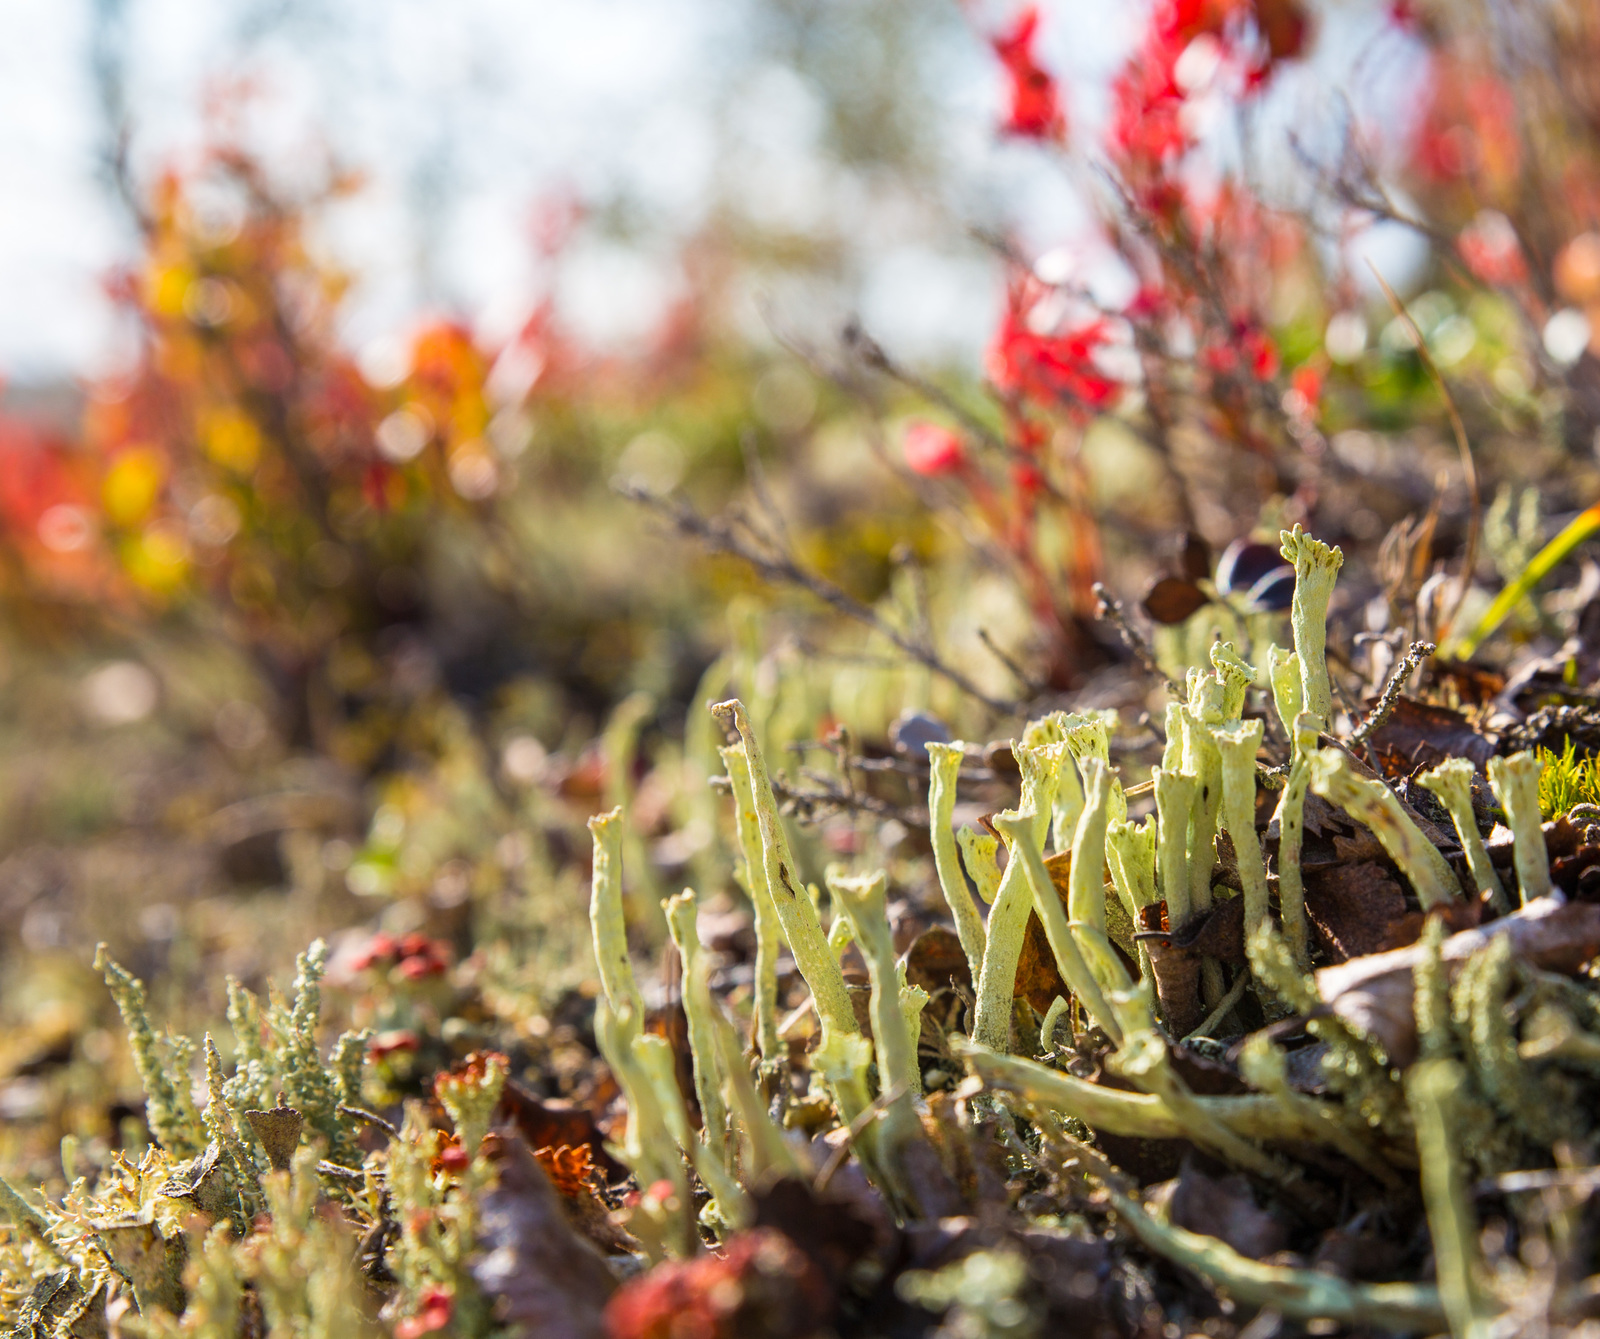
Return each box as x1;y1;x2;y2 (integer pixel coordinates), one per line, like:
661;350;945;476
1316;897;1600;1065
471;1132;616;1338
1166;1155;1290;1260
1366;697;1495;774
244;1106;304;1172
1180;532;1213;583
903;926;972;997
1142;577;1209;625
1302;862;1408;963
499;1081;625;1183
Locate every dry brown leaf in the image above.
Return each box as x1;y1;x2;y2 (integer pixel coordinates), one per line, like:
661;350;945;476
470;1132;616;1338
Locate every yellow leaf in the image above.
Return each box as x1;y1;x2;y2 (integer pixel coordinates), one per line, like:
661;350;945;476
200;407;262;473
103;448;166;527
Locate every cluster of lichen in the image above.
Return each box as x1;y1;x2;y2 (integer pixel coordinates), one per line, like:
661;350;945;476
0;942;511;1337
580;525;1600;1334
7;526;1600;1335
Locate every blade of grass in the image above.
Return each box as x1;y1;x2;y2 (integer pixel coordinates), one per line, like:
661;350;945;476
1450;502;1600;659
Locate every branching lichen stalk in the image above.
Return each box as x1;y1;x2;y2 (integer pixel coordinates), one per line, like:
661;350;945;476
1306;749;1461;907
828;869;930;1213
711;699;858;1042
993;808;1124;1044
972;742;1064;1051
1213;719;1269;940
588;808;646;1031
1419;758;1509;912
1279;524;1345;728
1407;1060;1500;1339
720;744;782;1063
1272;712;1321;969
1487;752;1552;904
1153;767;1196;929
926;742;986;981
665;890;732;1172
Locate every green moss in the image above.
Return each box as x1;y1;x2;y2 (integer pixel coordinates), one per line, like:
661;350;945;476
1535;737;1600;819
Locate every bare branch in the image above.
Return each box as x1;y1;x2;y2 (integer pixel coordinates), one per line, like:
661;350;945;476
1348;640;1437;756
618;480;1019;715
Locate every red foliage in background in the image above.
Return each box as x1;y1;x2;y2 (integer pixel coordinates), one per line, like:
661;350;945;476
992;7;1066;141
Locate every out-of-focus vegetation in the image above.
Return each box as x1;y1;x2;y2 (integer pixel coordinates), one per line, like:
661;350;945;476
10;0;1600;1334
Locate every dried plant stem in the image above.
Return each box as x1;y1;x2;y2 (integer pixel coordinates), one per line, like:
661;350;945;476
1348;640;1435;754
622;481;1016;714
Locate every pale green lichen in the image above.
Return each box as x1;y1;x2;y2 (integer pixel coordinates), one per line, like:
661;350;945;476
1419;758;1509;912
1208;640;1254;721
1106;816;1156;918
1247;920;1404;1131
1061;711;1127;827
1271;712;1321;969
1268;644;1302;739
588;807;646;1031
1212;718;1269;941
1178;686;1224;926
1067;756;1114;940
926;741;987;981
202;1034;259;1232
1306;748;1461;907
956;827;1002;905
1406;1060;1500;1339
695;970;805;1185
1279;524;1345;728
720;743;782;1064
972;742;1065;1051
957;1035;1346;1149
1413;916;1453;1063
711;698;859;1043
1021;710;1086;849
593;998;694;1258
1451;934;1579;1149
828;869;932;1214
1236;1033;1402;1189
993;807;1123;1044
664;890;732;1171
95;944;205;1160
1083;1158;1442;1331
1152;767;1196;929
1486;751;1552;904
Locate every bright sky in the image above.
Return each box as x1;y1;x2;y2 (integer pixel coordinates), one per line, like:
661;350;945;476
0;0;1420;383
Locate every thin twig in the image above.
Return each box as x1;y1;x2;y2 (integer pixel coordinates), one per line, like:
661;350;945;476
738;428;793;553
978;627;1047;696
710;769;928;830
1367;264;1482;644
1347;640;1436;753
1092;582;1182;694
814;1081;910;1193
617;480;1019;714
1185;970;1251;1041
337;1103;399;1137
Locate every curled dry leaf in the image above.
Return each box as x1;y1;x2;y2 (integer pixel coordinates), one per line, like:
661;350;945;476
1165;1155;1291;1261
1302;862;1409;963
1366;697;1496;775
470;1131;616;1339
244;1106;304;1172
1141;576;1210;626
1316;897;1600;1066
